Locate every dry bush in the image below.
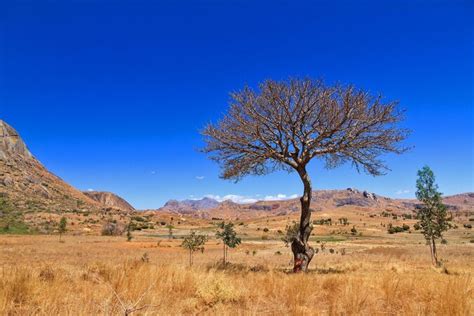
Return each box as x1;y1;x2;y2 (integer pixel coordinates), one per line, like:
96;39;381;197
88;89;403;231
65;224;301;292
196;274;242;306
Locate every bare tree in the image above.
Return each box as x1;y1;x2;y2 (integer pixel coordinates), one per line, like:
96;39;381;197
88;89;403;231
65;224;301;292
202;78;409;272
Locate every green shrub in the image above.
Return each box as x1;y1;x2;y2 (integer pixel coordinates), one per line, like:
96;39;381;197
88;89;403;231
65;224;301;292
131;216;146;222
387;224;404;234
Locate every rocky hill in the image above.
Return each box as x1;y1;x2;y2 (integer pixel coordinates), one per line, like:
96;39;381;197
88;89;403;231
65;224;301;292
0;120;100;213
0;120;133;234
84;191;135;212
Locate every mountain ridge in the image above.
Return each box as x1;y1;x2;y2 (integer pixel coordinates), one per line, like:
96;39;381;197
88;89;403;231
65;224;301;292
156;189;474;219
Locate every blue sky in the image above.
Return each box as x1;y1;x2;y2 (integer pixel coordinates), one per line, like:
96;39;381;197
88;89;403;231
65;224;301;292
1;1;472;209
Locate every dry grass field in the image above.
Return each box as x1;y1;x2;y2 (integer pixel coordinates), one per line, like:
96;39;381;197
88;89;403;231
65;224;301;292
1;221;472;315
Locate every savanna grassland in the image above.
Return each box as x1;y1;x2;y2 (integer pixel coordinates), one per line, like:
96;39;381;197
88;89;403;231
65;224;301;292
1;210;473;315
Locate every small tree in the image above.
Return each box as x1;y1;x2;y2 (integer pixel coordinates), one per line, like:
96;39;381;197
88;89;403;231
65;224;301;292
215;222;241;265
181;231;208;266
58;217;67;241
126;221;133;242
166;224;174;239
415;166;450;266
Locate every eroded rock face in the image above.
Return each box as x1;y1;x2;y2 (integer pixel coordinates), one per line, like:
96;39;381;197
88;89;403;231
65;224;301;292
83;191;135;212
0;120;33;160
363;191;377;200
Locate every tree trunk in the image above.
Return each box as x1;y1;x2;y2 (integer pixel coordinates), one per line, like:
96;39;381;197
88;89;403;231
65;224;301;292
428;240;434;265
292;166;315;272
431;238;439;266
223;243;226;265
189;249;193;266
225;245;228;263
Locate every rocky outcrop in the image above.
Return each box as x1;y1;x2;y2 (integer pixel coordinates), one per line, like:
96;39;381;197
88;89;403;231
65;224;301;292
363;191;377;200
0;120;33;160
83;191;135;212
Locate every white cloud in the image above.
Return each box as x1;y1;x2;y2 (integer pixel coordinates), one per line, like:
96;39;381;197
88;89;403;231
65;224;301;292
204;194;258;204
263;193;299;201
195;176;205;180
395;189;410;195
202;193;299;204
150;171;157;175
87;188;94;192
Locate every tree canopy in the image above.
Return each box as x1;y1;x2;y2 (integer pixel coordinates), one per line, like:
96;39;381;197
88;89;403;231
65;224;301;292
202;78;409;180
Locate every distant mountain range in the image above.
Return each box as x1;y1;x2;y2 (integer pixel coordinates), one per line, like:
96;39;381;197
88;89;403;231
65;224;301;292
158;189;474;220
163;197;219;212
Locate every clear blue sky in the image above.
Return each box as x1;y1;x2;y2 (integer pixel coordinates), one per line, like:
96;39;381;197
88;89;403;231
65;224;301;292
1;1;473;209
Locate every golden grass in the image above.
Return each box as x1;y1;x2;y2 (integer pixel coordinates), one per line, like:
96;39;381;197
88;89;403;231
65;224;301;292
0;235;472;315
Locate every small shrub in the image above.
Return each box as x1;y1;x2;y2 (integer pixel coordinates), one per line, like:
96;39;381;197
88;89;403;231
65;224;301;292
39;266;55;282
141;252;150;263
131;216;146;222
197;276;241;306
338;217;349;225
313;218;332;225
101;222;123;236
350;226;357;235
387;224;404;234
